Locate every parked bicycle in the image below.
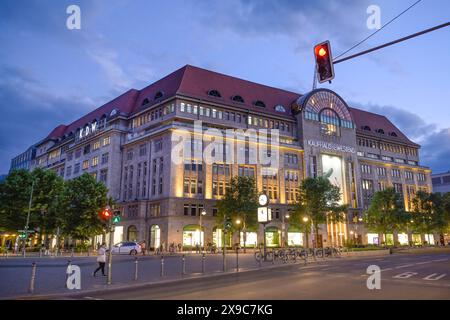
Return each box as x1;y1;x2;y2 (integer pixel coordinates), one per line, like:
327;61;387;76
254;249;274;262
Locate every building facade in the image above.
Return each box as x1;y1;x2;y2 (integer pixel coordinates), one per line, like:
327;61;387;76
11;65;434;248
432;171;450;194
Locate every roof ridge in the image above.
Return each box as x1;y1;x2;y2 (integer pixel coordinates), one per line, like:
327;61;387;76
181;64;301;96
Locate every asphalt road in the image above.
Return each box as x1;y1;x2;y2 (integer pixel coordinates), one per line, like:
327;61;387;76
67;252;450;300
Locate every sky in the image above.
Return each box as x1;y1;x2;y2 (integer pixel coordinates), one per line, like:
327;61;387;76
0;0;449;174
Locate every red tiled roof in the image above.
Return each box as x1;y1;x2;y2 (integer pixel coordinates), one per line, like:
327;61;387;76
348;107;418;146
43;64;417;147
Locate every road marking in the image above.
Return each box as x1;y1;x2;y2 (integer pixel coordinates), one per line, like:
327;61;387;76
431;259;448;262
415;261;431;265
84;296;103;300
423;273;446;281
381;268;393;272
393;272;418;279
395;264;414;269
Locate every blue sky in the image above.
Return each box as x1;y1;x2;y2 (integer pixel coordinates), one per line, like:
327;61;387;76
0;0;449;174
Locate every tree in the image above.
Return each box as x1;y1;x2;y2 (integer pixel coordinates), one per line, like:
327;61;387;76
59;173;109;241
0;169;34;232
292;175;348;249
216;176;259;250
365;187;408;246
412;191;450;245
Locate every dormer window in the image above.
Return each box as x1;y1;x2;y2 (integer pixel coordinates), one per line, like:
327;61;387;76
376;128;385;134
142;98;150;106
110;108;118;117
232;95;245;103
275;105;286;113
254;100;266;108
362;126;371;131
154;91;164;100
389;132;398;137
207;90;222;98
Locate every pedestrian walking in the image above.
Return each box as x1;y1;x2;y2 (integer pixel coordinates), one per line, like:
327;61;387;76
140;240;146;255
92;243;107;277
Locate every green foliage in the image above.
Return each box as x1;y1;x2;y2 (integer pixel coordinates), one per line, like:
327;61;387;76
291;175;348;247
216;176;259;235
411;190;449;234
59;173;109;240
364;187;408;235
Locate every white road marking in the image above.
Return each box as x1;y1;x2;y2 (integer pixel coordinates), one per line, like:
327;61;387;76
423;273;446;281
393;272;418;279
381;268;393;272
395;264;415;269
84;296;103;300
415;261;431;265
431;259;448;262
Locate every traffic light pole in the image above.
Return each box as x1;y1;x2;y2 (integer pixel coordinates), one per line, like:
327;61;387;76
107;218;114;285
333;22;450;65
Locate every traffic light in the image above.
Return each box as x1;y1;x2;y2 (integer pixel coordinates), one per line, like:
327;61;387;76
112;210;121;224
19;232;26;239
101;207;112;220
314;40;335;83
224;216;232;230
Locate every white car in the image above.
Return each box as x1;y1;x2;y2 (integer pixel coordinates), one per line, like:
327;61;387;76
111;241;142;255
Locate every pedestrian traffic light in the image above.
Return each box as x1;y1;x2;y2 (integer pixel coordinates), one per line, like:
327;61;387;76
101;207;112;220
224;216;232;230
112;210;121;224
314;40;335;83
19;232;26;239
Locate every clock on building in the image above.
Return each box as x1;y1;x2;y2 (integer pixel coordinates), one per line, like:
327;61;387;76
258;194;269;206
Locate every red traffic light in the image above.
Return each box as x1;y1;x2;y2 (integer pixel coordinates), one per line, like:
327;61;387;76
101;207;112;219
314;41;335;83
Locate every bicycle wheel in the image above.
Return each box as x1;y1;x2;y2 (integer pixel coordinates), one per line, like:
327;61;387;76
316;249;323;258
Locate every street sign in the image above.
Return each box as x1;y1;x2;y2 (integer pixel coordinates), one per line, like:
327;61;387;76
258;207;272;223
17;230;35;233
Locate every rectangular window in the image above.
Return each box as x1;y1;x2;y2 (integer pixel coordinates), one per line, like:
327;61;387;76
74;163;80;174
92;156;99;167
154;139;163;152
139;144;147;157
100;169;108;184
66;166;72;177
93;141;101;150
127;150;133;161
376;167;386;176
361;164;372;174
83;144;91;155
101;153;109;164
82;160;89;170
391;169;401;178
103;136;110;146
75;149;81;159
184;204;189;216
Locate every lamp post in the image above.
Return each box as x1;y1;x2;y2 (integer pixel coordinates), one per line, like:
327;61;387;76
302;216;309;249
199;209;206;253
235;219;241;248
23;179;35;257
281;214;290;248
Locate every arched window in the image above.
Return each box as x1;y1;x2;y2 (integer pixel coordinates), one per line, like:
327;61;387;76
389;132;398;137
127;225;138;241
208;89;222;98
376;128;385;134
154;91;164;100
142;98;150;106
254;100;266;108
362;126;371;131
232;95;245;103
319;108;341;136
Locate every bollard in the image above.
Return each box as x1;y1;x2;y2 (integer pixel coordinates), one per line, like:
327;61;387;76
160;255;165;277
134;257;138;281
235;249;239;272
29;262;37;294
181;254;186;275
202;253;205;274
39;249;42;258
71;248;74;257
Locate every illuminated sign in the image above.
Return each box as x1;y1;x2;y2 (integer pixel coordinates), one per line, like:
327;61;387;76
79;122;97;139
307;139;355;154
258;207;272;223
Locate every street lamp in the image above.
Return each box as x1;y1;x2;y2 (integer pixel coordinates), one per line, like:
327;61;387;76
199;209;206;252
235;219;241;248
281;214;290;248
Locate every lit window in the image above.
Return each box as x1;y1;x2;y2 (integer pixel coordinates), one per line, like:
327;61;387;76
92;156;99;166
103;136;110;146
82;160;89;170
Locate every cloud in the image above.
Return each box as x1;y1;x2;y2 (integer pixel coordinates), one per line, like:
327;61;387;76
352;101;449;173
0;65;93;174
